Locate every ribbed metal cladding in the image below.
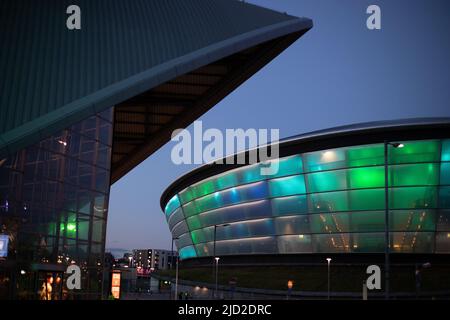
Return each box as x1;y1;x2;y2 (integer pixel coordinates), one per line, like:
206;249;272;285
0;0;299;132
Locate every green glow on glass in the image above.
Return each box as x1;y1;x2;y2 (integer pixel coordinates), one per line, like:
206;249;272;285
390;186;438;209
349;166;384;189
216;173;238;190
391;163;439;186
269;175;306;197
267;155;303;179
307;170;347;193
347;144;384;167
389;140;440;164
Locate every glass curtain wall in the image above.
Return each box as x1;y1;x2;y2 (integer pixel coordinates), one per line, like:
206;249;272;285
0;108;113;299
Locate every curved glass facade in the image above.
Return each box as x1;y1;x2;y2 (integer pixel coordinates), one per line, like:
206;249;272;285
164;139;450;260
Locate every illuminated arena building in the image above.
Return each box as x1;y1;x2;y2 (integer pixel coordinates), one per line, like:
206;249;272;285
161;119;450;265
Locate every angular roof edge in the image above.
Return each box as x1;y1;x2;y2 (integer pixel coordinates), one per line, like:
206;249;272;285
0;17;312;159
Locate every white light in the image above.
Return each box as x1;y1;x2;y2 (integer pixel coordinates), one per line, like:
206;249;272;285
57;140;67;146
326;258;332;263
397;143;404;148
215;257;220;262
20;270;26;275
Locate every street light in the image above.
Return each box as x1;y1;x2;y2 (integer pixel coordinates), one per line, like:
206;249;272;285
212;223;230;299
326;258;332;300
215;257;220;299
171;237;179;300
384;141;404;300
128;255;133;268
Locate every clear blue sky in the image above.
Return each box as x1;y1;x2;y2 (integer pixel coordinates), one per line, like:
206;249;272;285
106;0;450;253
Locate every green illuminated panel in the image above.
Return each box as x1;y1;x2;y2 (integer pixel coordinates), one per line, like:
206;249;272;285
347;144;384;167
307;170;347;193
269;175;306;197
349;166;384;189
390;186;438;209
389;140;440;164
216;172;238;190
186;215;202;230
390;163;439;186
391;210;436;232
349;189;385;211
310;189;385;213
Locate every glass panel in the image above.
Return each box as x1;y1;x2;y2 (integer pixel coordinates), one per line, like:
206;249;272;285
436;210;450;231
351;233;385;252
183;181;268;216
390;163;439;187
307;170;347;193
179;246;197;259
186;200;271;230
435;232;450;253
269;175;306;197
390;186;438;209
390;210;435;232
440;162;450;185
389;140;440;164
265;155;303;179
277;235;312;253
271;195;308;216
164;194;180;216
442;139;450;162
349;166;384;189
311;233;351;253
391;232;434;253
440;187;450;208
274;216;310;235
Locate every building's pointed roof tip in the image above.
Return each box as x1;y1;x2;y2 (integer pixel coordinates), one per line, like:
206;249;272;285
0;0;313;168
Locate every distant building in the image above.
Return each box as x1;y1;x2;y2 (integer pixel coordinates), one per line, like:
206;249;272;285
132;249;177;273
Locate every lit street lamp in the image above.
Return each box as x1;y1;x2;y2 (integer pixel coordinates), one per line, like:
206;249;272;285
212;223;230;299
215;257;220;299
384;141;404;300
326;257;332;300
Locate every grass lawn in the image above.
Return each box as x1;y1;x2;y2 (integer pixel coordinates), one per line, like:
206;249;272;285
156;265;450;293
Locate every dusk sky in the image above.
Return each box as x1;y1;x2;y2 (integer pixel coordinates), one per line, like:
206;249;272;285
105;0;450;255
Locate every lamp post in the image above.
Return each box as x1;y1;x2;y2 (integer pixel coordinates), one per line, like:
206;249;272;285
384;141;404;300
326;258;331;300
215;257;220;299
171;237;179;300
212;223;229;299
175;253;179;301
